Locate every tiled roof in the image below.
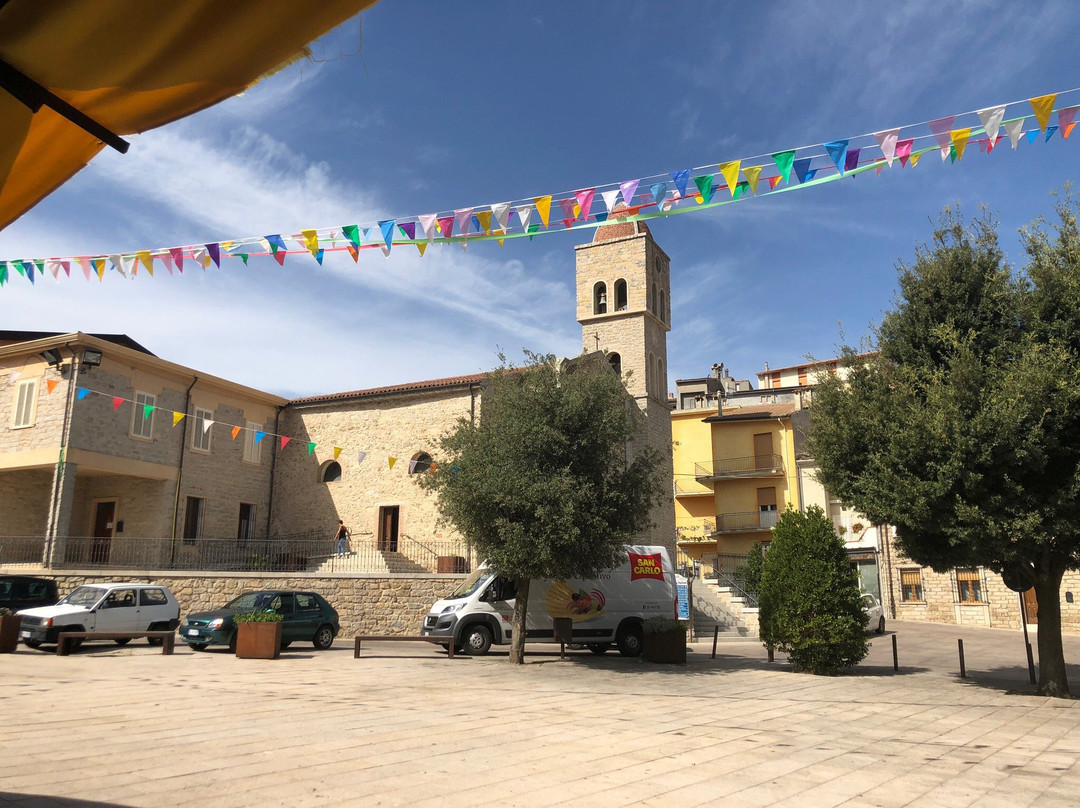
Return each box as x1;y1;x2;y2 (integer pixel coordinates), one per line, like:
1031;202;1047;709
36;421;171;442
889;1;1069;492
289;371;488;405
703;402;798;422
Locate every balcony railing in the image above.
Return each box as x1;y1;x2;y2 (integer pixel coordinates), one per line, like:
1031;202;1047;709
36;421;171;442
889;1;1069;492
673;478;713;496
714;510;779;534
675;519;716;542
694;454;784;480
0;534;475;575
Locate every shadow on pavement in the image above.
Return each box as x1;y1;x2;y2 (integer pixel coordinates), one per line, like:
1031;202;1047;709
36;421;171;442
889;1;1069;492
0;793;125;807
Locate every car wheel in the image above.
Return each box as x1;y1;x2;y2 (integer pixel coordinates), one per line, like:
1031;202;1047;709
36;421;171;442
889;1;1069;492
24;640;42;650
62;627;85;652
228;632;237;654
462;624;492;656
147;623;168;645
280;640;292;650
587;643;612;655
313;625;335;651
113;638;131;646
616;624;643;657
189;643;209;651
877;616;886;634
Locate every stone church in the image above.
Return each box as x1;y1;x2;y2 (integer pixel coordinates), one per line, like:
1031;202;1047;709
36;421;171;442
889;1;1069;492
0;217;675;571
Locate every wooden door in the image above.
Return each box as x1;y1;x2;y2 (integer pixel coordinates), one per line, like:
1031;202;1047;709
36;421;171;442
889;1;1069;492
91;501;115;564
1023;587;1039;625
753;433;773;469
379;506;399;552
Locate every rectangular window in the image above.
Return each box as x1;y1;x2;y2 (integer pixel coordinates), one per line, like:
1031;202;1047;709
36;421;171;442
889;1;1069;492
183;496;204;545
140;588;168;606
191;407;213;452
956;568;983;603
900;568;924;602
237;503;255;543
130;391;155;439
770;371;781;389
243;421;262;463
12;378;37;428
798;367;808;386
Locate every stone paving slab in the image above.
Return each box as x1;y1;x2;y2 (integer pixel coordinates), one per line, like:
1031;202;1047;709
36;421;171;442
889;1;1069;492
2;622;1080;807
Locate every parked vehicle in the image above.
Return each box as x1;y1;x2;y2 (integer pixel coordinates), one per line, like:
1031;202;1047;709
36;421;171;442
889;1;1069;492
0;575;58;612
179;590;340;652
421;545;677;657
17;583;180;650
861;593;885;634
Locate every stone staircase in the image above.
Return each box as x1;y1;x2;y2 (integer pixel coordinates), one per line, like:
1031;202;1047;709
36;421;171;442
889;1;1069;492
688;577;759;641
309;550;434;575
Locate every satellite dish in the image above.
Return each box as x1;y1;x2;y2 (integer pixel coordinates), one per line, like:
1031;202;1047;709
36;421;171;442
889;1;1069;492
1001;565;1029;593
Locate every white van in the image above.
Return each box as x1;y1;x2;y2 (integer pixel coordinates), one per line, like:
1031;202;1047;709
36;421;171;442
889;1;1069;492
421;545;676;656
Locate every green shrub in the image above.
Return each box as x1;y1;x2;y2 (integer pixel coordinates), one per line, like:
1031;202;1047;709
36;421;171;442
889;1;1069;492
759;506;869;674
234;609;284;623
736;541;766;595
643;617;687;635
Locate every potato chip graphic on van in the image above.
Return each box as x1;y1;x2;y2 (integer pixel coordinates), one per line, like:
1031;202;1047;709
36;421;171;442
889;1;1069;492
546;582;606;622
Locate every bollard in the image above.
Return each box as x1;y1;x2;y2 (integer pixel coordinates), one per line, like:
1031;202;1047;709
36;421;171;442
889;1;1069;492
1026;642;1036;685
892;634;898;672
958;638;966;678
711;625;719;659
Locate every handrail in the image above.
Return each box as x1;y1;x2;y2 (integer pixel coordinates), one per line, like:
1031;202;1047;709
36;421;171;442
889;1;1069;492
694;454;784;479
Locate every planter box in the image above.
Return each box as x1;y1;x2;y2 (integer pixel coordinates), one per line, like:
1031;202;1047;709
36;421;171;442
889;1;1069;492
644;631;686;664
235;621;282;659
0;615;21;653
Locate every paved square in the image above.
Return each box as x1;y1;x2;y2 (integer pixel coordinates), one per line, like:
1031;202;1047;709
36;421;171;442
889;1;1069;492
3;622;1080;807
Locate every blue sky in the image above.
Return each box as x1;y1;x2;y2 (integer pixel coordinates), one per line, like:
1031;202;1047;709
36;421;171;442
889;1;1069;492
1;2;1078;397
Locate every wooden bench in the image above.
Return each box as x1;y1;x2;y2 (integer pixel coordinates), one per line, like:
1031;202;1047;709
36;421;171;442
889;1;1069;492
353;635;455;659
56;631;175;656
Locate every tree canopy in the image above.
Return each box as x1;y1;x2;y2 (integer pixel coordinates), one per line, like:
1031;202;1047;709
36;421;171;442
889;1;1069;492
808;195;1080;696
420;351;664;663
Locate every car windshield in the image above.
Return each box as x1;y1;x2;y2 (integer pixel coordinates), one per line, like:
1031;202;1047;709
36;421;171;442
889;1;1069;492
225;592;279;611
58;586;106;608
447;568;493;599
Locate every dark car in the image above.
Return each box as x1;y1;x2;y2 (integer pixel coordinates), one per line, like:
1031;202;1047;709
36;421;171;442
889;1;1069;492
179;590;339;652
0;576;58;612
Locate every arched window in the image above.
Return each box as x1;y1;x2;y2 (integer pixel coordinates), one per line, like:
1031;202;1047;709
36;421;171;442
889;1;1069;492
593;281;607;315
410;452;433;475
659;289;667;324
650;283;658;315
608;352;622;377
614;279;628;311
321;461;342;483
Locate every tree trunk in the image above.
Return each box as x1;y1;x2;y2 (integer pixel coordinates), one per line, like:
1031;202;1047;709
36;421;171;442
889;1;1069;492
508;576;530;665
1033;562;1069;697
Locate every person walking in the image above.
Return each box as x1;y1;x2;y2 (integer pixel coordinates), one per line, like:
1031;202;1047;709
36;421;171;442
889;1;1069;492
334;520;349;557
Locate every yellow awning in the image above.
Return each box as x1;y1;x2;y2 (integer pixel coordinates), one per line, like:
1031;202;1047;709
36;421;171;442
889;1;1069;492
0;0;378;230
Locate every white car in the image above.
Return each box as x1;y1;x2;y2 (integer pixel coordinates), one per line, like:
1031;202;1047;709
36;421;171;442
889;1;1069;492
861;593;885;634
17;582;180;650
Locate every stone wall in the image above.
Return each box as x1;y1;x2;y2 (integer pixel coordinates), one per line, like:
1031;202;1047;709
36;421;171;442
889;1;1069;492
39;571;466;637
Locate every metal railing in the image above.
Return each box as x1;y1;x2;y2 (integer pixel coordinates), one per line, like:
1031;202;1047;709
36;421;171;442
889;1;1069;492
701;552;759;607
673;478;713;496
694;454;784;480
715;510;778;533
0;534;475;575
675;519;715;541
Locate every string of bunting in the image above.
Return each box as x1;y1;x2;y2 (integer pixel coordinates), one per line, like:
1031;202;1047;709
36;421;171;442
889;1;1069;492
1;89;1077;287
58;383;430;473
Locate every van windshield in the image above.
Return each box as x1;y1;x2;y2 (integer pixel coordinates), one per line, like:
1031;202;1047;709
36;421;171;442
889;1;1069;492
447;568;493;599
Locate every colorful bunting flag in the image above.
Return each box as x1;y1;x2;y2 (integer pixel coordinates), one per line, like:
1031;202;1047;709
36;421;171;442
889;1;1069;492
717;161;740;197
388;456;397;470
1060;107;1078;140
619;179;640;208
670;169;690;198
46;379;59;394
1029;93;1057;131
112;397;124;411
771;150;796;184
693;174;716;204
742;165;763;194
928;116;956;160
574;189;595;222
307;442;316;455
874;128;900;166
824;139;849;175
378;220;396;253
357;451;367;464
844;148;861;173
436;215;454;239
281;436;291;450
896;138;914;167
793;158;813;184
333;447;342;460
976;106;1005;147
77;388;90;401
172;412;185;427
951;128;971;161
533;197;552;229
1004;118;1025;149
231;425;241;440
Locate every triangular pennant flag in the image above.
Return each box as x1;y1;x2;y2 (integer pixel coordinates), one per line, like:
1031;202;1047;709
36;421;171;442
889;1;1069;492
1026;129;1040;145
398;223;417;241
8;369;18;382
874;128;901;166
619;179;640;208
693;174;715;204
77;387;90;401
307;442;316;455
793;158;813;184
169;248;184;273
116;254;135;278
378;220;396;252
896;138;914;167
357;451;367;464
142;403;155;420
514;205;533;232
598;189;619;215
206;243;221;268
436;215;454;239
93;258;106;280
314;249;324;265
742;165;763;194
136;251;153;276
527;223;540;241
532;196;552;228
343;243;358;262
844;147;860;173
1045;125;1059;142
876;162;885;176
490;203;511;232
733;181;749;199
823;139;849;175
493;229;505;247
474;211;492;235
231;425;241;440
112;397;124;411
388;456;397;470
60;260;70;277
670;169;690;198
471;213;482;235
78;258;92;281
1029;93;1057;132
46;259;62;281
804;169;819;182
771;150;796;183
333;447;342;460
301;229;319;257
342;224;361;249
414;215;435;243
416;242;428;257
650;182;667;206
265;234;287;256
557;197;577;225
408;459;418;473
172;411;185;427
201;418;214;434
977;105;1006;147
1059;107;1078;140
46;379;59;394
1004;118;1025;149
0;262;7;286
910;152;923;167
928;116;956;160
255;431;267;444
574;189;595;221
951;128;971;161
717;161;740;196
280;436;291;450
768;175;782;190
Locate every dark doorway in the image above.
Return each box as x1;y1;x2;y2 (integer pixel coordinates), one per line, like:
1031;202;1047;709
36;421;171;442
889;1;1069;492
378;506;399;552
91;501;115;564
237;503;255;545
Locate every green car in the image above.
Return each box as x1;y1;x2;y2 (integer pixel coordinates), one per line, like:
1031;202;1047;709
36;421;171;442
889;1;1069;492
179;590;339;652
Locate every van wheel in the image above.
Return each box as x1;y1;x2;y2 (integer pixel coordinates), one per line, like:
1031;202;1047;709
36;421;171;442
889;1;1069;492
616;624;643;657
462;624;492;656
313;625;335;650
113;638;131;646
587;643;612;655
